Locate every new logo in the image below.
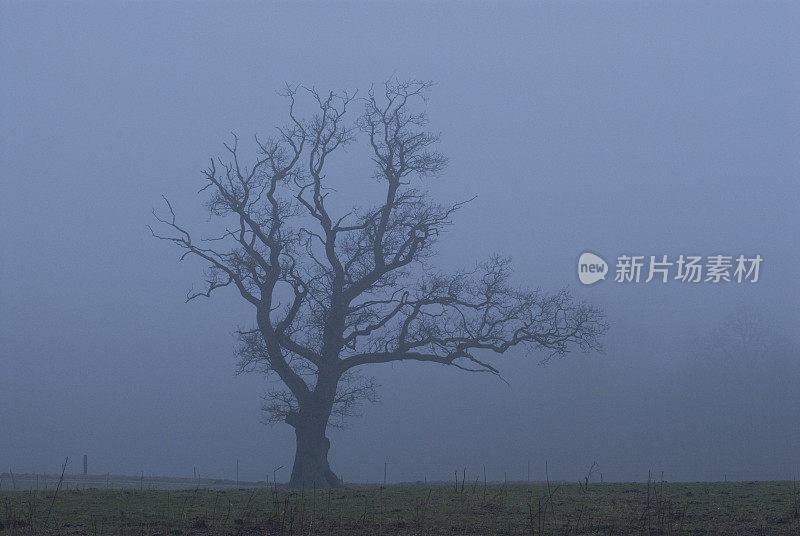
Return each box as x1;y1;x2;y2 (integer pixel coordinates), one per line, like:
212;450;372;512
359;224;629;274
578;252;608;285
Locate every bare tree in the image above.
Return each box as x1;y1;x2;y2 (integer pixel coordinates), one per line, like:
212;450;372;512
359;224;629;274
689;307;770;363
151;80;607;488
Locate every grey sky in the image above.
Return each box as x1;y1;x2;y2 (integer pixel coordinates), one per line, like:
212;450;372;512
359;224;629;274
1;1;798;483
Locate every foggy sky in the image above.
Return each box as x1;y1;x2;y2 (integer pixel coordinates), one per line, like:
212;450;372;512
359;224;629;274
1;1;798;484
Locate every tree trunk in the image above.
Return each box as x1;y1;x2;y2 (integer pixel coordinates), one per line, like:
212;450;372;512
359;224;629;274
287;411;340;488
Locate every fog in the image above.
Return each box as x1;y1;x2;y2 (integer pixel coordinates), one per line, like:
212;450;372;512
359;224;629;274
1;2;798;484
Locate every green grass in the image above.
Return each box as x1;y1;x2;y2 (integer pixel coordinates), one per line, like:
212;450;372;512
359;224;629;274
1;480;799;535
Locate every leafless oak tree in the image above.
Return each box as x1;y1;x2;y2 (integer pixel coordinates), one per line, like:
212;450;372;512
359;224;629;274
152;80;607;488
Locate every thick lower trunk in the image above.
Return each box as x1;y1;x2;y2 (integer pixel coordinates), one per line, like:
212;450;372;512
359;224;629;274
288;417;340;488
286;369;341;488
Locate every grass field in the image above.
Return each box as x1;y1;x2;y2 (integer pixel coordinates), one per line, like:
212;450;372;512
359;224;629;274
1;479;799;535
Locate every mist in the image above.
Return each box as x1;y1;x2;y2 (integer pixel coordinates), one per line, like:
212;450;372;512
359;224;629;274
1;1;798;485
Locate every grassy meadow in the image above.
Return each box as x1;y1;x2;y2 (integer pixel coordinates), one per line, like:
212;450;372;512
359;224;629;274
1;479;799;535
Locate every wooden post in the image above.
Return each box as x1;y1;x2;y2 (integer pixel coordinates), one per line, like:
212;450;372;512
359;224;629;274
83;455;88;476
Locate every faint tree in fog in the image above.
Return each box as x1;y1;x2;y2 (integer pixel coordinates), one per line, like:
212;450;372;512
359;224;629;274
151;80;607;488
691;308;772;363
